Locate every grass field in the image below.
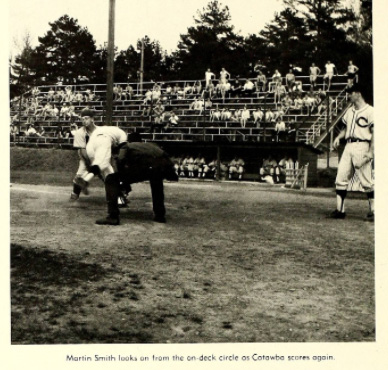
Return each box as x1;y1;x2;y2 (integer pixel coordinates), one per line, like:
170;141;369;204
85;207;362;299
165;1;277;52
10;175;375;344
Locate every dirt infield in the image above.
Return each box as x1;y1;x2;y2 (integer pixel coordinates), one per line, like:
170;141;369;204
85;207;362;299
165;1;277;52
10;179;374;344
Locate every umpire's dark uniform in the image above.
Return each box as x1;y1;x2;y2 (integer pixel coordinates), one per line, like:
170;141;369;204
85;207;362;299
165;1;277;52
97;142;178;225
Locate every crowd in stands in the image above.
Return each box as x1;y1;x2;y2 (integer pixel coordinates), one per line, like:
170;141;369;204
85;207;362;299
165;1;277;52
10;59;356;143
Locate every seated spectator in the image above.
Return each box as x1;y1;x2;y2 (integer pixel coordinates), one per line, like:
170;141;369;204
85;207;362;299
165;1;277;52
74;91;84;102
253;107;264;127
204;98;213;110
285;69;296;92
265;108;275;123
164;84;173;98
124;84;134;100
55;125;65;141
113;84;123;100
47;87;55;102
268;69;282;92
219;81;231;101
183;84;194;98
166;110;179;129
273;108;285;122
37;126;46;137
152;85;162;101
228;156;245;180
292;95;304;112
259;155;278;184
230;109;241;124
274;83;287;104
60;103;70;120
255;71;267;96
194;81;202;95
303;92;316;114
67;104;79;121
51;105;60;119
26;124;38;137
64;86;74;102
240;106;250;128
276;155;294;183
243;79;255;96
54;88;65;103
210;107;221;122
230;79;243;97
10;123;19;141
220;108;232;121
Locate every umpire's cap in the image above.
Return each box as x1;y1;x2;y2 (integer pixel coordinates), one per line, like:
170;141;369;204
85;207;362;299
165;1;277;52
346;83;367;97
80;108;96;117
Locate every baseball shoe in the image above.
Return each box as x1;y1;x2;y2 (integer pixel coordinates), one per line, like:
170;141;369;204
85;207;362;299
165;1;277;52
153;215;166;223
74;177;89;195
70;192;79;201
329;209;346;219
95;216;120;226
364;212;374;222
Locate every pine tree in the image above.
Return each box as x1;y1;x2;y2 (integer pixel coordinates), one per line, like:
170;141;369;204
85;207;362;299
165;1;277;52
34;15;98;84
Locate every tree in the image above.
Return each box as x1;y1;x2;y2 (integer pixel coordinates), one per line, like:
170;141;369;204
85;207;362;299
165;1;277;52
34;15;98;84
10;33;41;97
174;0;246;79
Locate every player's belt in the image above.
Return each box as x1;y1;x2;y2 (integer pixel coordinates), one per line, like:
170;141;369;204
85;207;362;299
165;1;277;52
346;138;370;143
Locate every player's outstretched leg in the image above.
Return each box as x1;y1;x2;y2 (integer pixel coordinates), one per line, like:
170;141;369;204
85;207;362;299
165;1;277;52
96;173;120;225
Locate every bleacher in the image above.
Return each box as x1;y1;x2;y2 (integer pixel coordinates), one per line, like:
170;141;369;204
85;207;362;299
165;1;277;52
10;75;350;149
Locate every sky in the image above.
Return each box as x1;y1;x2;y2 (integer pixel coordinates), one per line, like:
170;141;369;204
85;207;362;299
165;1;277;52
8;0;284;57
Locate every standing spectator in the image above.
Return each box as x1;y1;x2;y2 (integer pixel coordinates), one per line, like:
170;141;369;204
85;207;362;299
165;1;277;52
274;119;287;142
346;60;359;88
205;68;215;87
219;67;231;83
151;101;165;133
274;83;287;104
286;120;297;142
324;60;338;91
309;63;321;89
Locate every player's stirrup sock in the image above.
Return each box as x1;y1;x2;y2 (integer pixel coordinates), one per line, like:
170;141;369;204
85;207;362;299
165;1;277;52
336;189;347;213
367;191;374;213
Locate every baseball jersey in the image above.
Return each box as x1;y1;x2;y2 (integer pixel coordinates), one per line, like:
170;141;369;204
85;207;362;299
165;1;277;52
342;104;374;141
90;126;128;147
73;127;88;149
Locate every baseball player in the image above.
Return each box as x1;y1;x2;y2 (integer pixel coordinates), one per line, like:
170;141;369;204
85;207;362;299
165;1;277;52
330;83;374;221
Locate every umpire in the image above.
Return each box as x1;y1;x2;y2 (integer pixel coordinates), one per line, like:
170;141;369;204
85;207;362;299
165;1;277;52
97;139;178;225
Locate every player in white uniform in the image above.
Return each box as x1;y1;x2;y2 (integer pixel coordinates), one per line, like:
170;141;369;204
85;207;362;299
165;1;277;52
330;84;374;221
70;109;129;225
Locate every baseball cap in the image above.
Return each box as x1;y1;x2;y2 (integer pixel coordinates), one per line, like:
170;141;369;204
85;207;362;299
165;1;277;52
80;108;96;117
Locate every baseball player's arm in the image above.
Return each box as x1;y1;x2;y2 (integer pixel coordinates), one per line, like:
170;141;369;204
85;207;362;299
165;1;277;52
356;129;374;169
333;129;346;149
